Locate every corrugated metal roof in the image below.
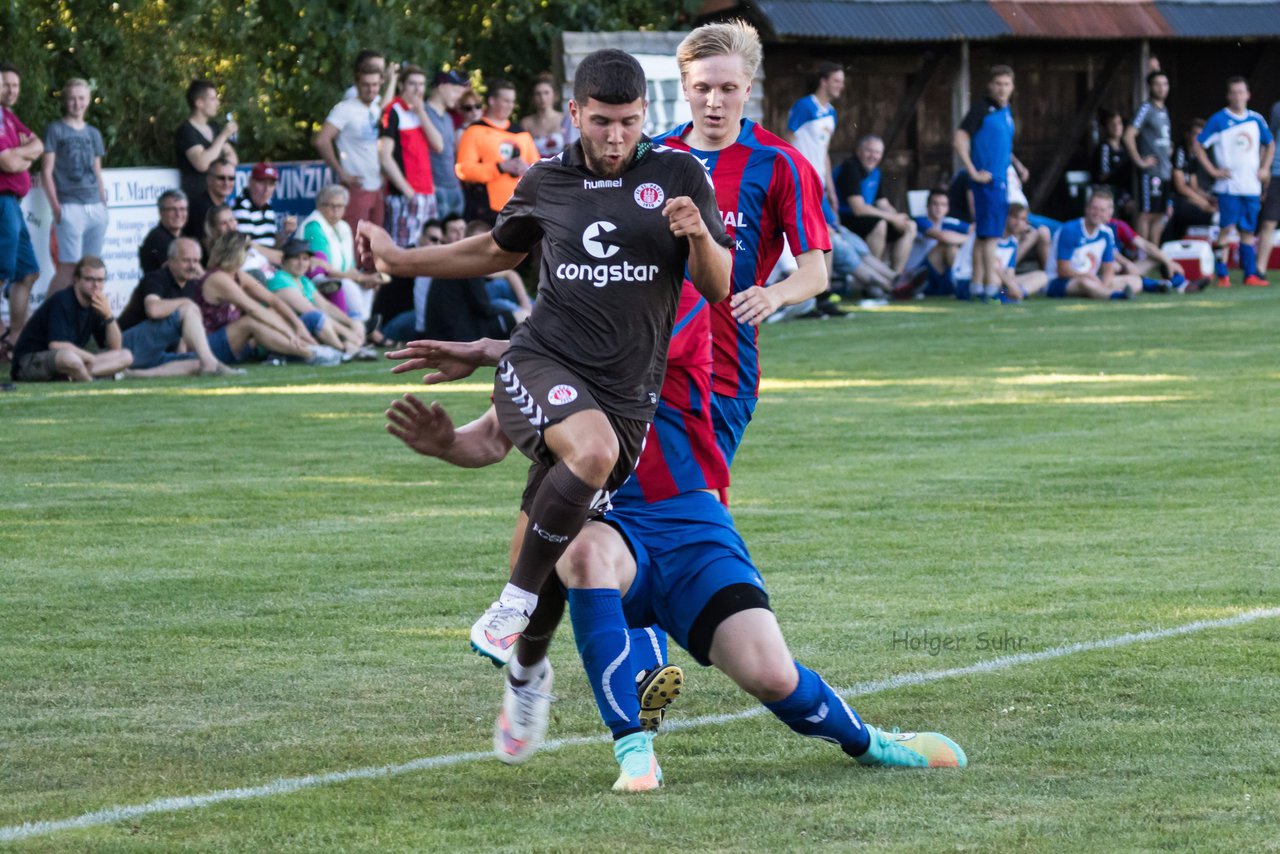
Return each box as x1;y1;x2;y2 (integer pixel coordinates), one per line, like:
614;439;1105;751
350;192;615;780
755;0;1012;42
736;0;1280;41
991;1;1173;37
1155;1;1280;37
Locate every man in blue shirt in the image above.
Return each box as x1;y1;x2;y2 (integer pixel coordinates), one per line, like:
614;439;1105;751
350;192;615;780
1046;188;1142;300
954;65;1028;301
836;135;917;276
909;188;969;296
1193;77;1275;287
786;62;842;210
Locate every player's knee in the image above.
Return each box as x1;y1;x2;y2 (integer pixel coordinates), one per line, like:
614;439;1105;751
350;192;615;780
558;537;623;590
562;440;618;486
901;220;917;239
738;660;800;704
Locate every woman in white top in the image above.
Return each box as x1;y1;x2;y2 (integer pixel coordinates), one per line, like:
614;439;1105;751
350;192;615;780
301;183;384;324
518;73;576;159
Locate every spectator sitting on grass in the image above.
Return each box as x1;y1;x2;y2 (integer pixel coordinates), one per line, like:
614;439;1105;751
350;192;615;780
191;231;341;367
301;183;385;329
1046;188;1144;300
464;218;531;323
994;204;1048;301
909;188;971;297
117;237;245;377
139;189;188;274
9;256;131;382
204;202;272;280
267;239;373;360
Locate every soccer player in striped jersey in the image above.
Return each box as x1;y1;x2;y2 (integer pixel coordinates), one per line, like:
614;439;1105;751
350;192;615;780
653;20;830;465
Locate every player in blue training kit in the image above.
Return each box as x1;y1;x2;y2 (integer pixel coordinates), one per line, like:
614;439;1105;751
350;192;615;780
955;65;1028;302
1193;76;1276;287
1046;188;1144;300
387;288;967;791
909;188;971;297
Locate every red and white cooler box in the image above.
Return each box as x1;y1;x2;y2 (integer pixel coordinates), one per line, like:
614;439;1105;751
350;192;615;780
1160;238;1216;280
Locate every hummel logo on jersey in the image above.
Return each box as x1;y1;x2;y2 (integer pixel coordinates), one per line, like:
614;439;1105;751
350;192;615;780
584;177;623;189
582;221;621;259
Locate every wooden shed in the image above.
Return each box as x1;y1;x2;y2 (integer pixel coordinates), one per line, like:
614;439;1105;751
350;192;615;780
696;0;1280;218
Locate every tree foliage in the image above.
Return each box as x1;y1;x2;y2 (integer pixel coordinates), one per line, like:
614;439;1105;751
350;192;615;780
1;0;697;167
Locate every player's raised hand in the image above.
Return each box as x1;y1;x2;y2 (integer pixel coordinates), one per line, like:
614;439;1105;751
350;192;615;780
662;196;707;239
356;220;396;273
386;338;495;384
386;393;457;457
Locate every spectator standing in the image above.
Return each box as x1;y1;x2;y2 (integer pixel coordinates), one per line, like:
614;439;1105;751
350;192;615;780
453;77;538;223
425;70;468;219
0;62;42;355
1124;71;1174;247
1093;109;1134;218
10;256;131;382
520;72;570;158
1193;77;1275;287
41;78;109;295
786;62;843;209
185;157;236;239
379;65;444;247
139;189;188;273
954;64;1029;301
343;50;398;108
835;135;917;275
174;79;237;200
315;59;385;230
232;161;297;264
1255;98;1280;281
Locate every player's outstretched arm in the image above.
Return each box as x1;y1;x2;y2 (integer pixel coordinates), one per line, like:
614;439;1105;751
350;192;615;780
731;249;828;327
386;395;512;467
357;223;526;279
664;195;731;303
387;337;508;384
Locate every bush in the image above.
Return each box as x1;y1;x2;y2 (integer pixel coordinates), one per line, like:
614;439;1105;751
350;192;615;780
1;0;696;167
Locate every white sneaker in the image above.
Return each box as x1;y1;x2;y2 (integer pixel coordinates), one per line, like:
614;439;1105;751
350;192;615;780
305;345;343;367
470;601;530;666
493;660;555;765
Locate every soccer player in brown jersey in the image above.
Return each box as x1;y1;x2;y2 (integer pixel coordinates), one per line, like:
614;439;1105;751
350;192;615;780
358;49;732;664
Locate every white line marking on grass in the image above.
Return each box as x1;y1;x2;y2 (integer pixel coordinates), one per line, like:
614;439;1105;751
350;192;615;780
4;606;1277;843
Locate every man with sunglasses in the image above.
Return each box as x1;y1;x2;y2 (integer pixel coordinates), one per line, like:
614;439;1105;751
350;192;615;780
185;158;236;239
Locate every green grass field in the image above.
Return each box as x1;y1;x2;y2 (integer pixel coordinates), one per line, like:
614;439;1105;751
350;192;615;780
3;285;1279;852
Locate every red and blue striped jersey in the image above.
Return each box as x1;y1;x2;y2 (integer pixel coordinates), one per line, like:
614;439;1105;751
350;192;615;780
614;281;730;506
654;119;829;400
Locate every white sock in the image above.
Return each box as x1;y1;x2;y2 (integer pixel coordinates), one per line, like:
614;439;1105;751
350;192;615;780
508;656;546;685
499;583;538;616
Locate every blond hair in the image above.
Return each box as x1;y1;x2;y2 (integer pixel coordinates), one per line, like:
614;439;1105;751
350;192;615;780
206;230;250;273
676;20;762;80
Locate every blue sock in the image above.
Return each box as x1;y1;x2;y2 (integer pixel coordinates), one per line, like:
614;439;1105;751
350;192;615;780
1215;250;1229;277
1109;289;1129;300
1241;244;1258;277
1170;272;1186;288
569;588;641;739
764;662;870;757
1141;277;1161;292
954;280;970;301
628;626;667;678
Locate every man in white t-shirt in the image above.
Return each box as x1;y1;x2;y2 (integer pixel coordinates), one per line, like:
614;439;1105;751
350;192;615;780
315;59;385;231
786;62;843;209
